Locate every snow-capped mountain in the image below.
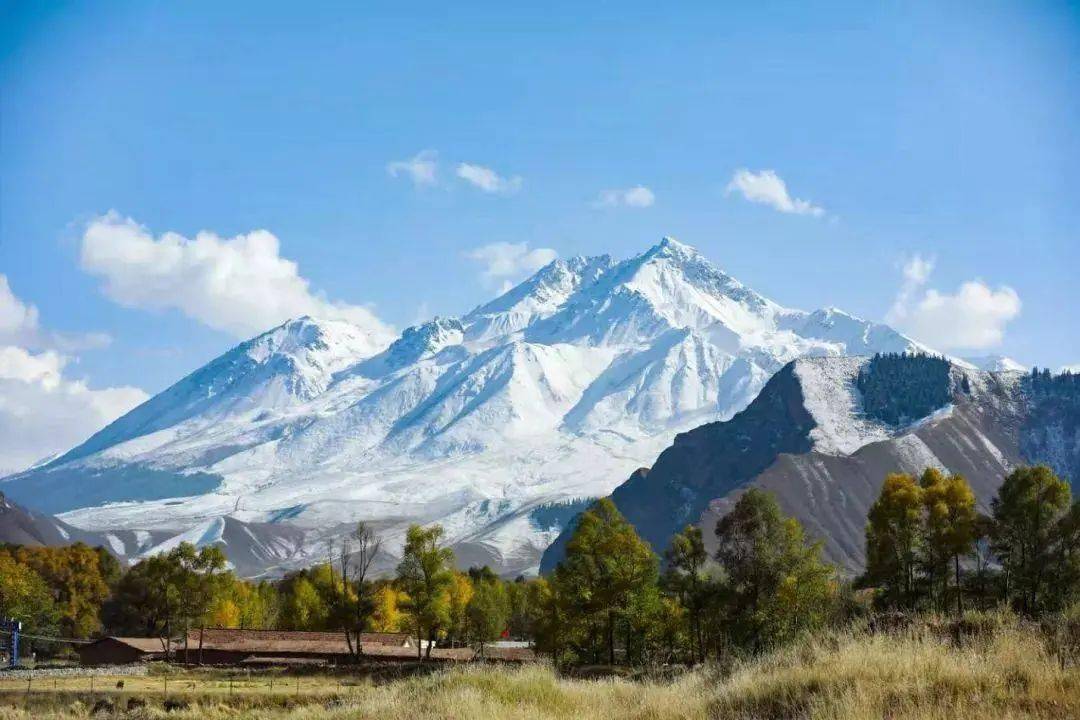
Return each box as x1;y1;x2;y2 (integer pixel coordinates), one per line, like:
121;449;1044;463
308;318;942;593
1;238;933;576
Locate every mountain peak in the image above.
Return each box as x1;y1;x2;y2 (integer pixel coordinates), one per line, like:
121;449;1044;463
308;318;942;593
640;236;701;264
246;315;386;366
379;316;465;369
464;254;616;343
656;235;693;252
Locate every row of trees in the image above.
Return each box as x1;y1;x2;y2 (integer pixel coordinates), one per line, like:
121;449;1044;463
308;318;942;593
0;543;119;642
534;492;840;666
0;522;539;661
1;465;1076;666
863;465;1079;615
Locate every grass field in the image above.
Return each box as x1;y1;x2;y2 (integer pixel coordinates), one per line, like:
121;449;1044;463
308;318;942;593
0;613;1077;719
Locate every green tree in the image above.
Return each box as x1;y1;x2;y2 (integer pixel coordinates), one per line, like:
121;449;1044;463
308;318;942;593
396;524;455;659
714;489;836;652
182;545;228;664
466;577;509;656
1053;501;1080;608
278;573;332;630
991;465;1072;613
505;577;534;640
552;498;658;665
526;577;565;665
0;551;60;643
865;473;924;608
966;512;1000;608
104;551;185;657
663;525;709;663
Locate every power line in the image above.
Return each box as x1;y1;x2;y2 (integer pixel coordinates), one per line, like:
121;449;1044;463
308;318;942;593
0;629;94;645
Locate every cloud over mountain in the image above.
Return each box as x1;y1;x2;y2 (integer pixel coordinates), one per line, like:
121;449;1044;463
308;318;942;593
0;278;146;475
726;169;824;217
466;242;558;292
80;212;395;342
887;255;1021;350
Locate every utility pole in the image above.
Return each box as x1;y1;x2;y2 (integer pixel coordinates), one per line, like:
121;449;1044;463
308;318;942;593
0;619;22;669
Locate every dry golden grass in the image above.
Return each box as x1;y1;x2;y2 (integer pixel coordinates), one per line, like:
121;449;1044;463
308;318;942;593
0;614;1077;719
713;622;1079;719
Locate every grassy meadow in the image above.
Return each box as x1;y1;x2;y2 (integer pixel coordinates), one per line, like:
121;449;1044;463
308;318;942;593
0;611;1077;720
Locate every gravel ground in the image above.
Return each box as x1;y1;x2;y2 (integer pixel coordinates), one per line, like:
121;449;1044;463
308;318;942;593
0;664;149;680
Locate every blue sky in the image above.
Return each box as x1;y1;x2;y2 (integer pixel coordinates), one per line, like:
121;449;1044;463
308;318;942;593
0;1;1078;469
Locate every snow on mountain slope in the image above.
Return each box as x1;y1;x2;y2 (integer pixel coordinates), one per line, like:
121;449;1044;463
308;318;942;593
465;255;616;344
54;316;390;466
964;354;1028;373
793;357;893;455
2;237;934;576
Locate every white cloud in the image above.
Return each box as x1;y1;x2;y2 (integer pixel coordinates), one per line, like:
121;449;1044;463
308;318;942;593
80;212;395;340
725;169;824;217
0;275;108;351
0;275;40;346
466;242;557;290
887;255;1021;350
592;186;655;209
0;281;148;476
1061;364;1080;374
0;345;64;388
0;347;147;475
387;150;438;186
456;163;523;194
888;254;935;322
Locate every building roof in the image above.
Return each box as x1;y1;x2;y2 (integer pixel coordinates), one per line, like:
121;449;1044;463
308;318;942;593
89;637;170;654
184;628;411;653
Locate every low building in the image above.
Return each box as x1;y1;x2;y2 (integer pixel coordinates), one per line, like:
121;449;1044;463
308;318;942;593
77;637;171;665
79;628;531;666
177;628;414;664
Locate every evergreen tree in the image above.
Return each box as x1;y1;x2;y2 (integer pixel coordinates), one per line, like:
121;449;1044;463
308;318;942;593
466;577;509;656
714;489;836;652
1052;501;1080;609
992;465;1072;613
663;525;710;663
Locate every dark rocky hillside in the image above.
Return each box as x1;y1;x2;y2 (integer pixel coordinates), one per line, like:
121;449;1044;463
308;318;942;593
542;356;1080;574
